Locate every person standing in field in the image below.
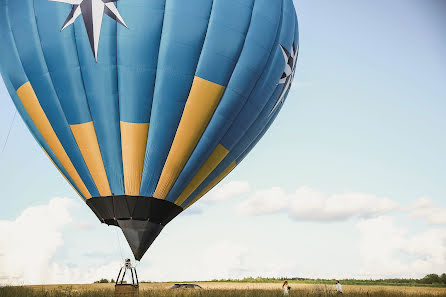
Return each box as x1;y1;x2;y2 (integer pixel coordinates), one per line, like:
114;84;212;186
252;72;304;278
336;280;343;294
282;281;290;295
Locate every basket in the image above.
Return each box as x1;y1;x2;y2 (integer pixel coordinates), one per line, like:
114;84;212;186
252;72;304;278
115;284;139;297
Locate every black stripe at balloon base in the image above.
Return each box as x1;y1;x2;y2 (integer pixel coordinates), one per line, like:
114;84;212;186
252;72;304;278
87;196;183;260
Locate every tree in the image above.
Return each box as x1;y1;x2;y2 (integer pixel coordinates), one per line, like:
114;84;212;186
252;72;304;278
440;274;446;284
421;274;441;284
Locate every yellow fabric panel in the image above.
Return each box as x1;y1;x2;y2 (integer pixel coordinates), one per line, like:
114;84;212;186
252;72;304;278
16;82;91;198
184;161;236;210
70;122;111;196
154;76;226;199
42;148;83;199
174;144;229;206
120;122;149;196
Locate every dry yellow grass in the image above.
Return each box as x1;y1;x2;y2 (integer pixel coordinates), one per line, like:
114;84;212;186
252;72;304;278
28;282;446;296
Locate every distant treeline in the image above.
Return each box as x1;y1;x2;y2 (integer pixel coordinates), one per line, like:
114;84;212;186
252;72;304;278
207;274;446;287
94;279;114;284
95;273;446;288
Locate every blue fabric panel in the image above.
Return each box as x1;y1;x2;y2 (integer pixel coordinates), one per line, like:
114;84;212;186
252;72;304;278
195;0;254;85
139;0;213;197
7;0;100;197
180;86;284;208
181;89;286;209
235;102;285;166
1;66;86;200
74;15;124;195
166;0;280;202
294;11;299;49
220;0;297;150
117;0;165;123
33;1;92;125
0;1;28;89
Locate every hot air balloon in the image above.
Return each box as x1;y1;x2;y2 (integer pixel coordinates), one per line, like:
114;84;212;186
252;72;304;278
0;0;299;261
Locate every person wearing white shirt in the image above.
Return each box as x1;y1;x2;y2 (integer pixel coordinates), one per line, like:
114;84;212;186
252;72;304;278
282;281;290;295
336;280;343;294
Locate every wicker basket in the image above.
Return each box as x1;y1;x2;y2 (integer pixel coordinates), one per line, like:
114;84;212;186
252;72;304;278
115;284;139;297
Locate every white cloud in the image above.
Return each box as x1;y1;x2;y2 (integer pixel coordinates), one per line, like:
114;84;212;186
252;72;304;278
137;239;302;282
41;261;122;285
0;198;74;284
357;216;446;278
199;240;250;280
134;240;250;282
237;186;399;221
204;181;250;202
0;198;121;285
2;190;444;284
408;197;446;225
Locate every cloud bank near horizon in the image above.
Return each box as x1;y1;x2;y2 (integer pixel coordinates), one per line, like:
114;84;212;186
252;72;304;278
0;198;121;285
0;184;445;285
237;186;399;221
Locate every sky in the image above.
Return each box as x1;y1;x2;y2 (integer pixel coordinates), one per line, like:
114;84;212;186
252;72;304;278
1;0;446;285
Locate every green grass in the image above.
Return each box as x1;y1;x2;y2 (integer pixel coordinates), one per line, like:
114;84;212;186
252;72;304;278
1;286;445;297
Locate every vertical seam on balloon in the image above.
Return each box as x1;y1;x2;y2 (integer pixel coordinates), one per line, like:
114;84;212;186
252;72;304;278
294;9;300;57
2;0;26;85
115;3;124;197
140;0;215;197
30;0;100;197
217;0;285;154
115;1;124;195
138;0;167;196
71;11;96;126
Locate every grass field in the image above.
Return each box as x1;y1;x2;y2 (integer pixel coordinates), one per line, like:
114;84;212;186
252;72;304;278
1;283;446;297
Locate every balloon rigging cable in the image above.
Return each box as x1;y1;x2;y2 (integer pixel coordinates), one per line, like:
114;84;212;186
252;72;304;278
0;110;17;157
115;227;125;263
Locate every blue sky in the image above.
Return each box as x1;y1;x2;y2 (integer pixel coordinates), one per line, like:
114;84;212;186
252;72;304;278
1;0;446;284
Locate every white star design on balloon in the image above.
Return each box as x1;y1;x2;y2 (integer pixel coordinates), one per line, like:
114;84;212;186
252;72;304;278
270;43;298;116
49;0;128;61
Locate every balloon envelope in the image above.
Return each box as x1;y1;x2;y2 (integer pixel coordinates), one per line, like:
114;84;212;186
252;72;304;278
0;0;298;260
